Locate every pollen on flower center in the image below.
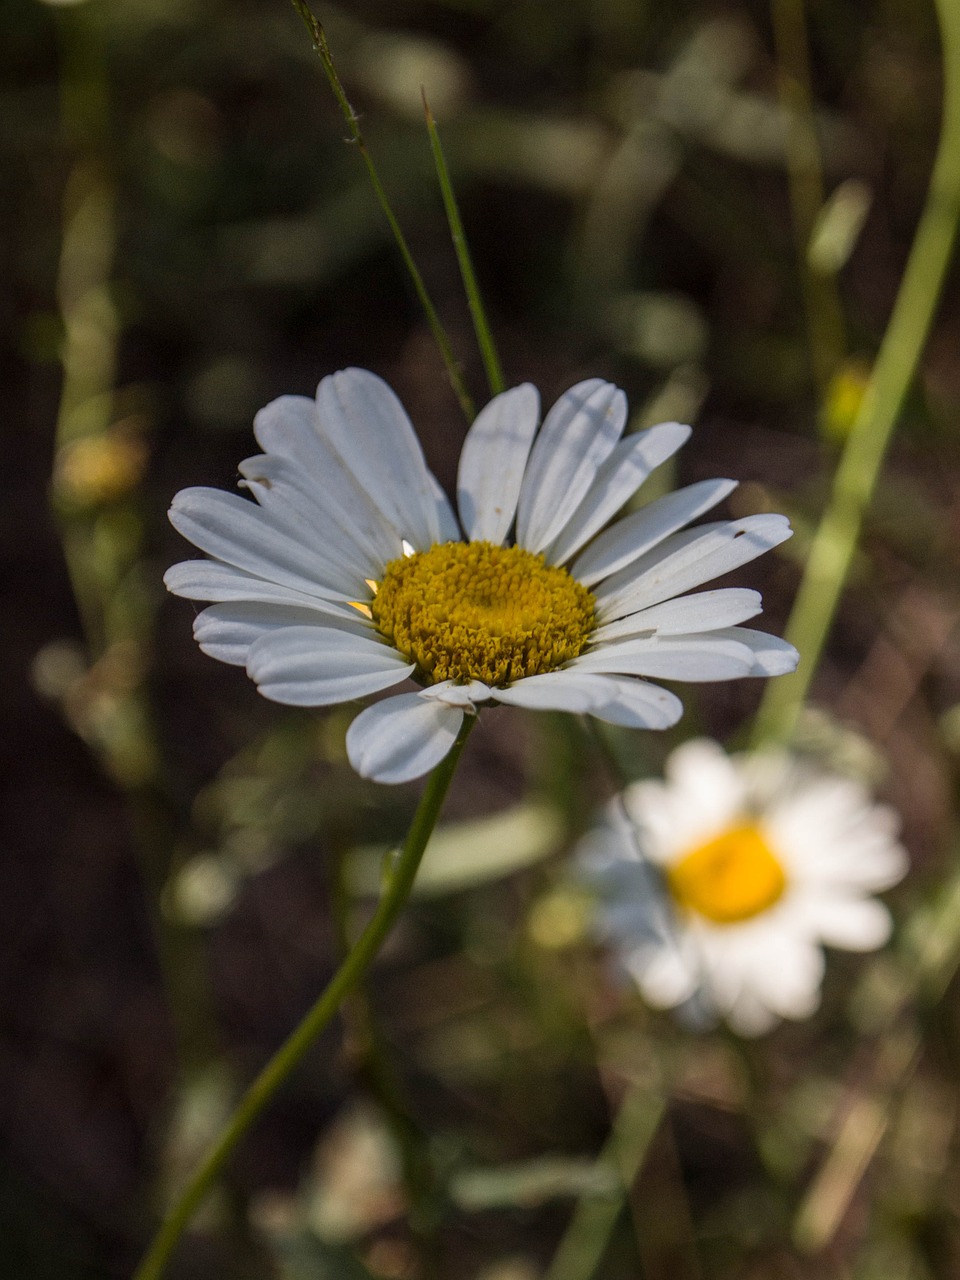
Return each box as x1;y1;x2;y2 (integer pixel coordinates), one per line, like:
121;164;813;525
371;540;596;687
667;824;786;924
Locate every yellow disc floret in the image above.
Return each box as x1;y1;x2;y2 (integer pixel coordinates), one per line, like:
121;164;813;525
667;824;787;925
372;540;596;687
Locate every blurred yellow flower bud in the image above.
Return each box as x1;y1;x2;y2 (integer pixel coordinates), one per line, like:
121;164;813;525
820;358;871;442
54;423;148;506
527;888;593;950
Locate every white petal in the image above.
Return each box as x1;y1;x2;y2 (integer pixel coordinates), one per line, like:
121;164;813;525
589;589;763;644
664;738;738;793
571;634;755;681
801;896;893;951
765;780;907;887
623;738;745;847
596;891;660;940
491;671;604;713
726;990;781;1037
578;821;640;878
573;479;737;587
456;384;540;544
169;488;357;600
515;380;627;553
709;628;799;676
819;845;907;892
316;368;451;550
491;670;682;728
346;692;464;784
253;395;403;563
194;602;369;665
695;930;748;1015
429;473;463;543
246;627;413;706
237;453;383;577
744;934;825;1021
592;677;684;728
164;560;367;621
252;393;319;461
615;782;678;863
596;514;793;621
632;944;700;1008
544;422;692;564
777;828;907;892
418;680;493;707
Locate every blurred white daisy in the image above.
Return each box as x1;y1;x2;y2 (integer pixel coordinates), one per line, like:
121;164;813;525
580;738;908;1036
165;369;798;784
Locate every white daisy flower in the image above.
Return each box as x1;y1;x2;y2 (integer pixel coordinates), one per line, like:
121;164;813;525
165;369;798;784
580;738;909;1036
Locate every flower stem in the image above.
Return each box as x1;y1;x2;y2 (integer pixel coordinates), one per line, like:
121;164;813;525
289;0;475;422
543;1083;665;1280
770;0;847;399
751;0;960;747
331;834;442;1253
133;717;475;1280
423;91;506;398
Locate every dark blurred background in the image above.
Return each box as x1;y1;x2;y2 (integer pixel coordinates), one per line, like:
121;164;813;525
4;0;960;1276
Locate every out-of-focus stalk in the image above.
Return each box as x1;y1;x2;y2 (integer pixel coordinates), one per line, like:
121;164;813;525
752;0;960;747
331;833;443;1265
423;91;505;398
290;0;475;421
771;0;847;399
544;1084;666;1280
52;6;216;1072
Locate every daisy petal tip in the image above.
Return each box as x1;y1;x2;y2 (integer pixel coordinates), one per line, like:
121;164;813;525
729;1004;781;1039
767;513;794;542
167;489;191;524
645;419;693;456
169;485;215;514
512;380;540;404
746;635;801;677
345;693;465;785
774;642;801;675
323;365;390;405
418;680;493;709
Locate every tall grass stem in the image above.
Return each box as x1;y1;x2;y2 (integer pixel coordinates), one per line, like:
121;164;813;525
544;1086;666;1280
751;0;960;747
771;0;847;398
289;0;475;421
423;92;506;397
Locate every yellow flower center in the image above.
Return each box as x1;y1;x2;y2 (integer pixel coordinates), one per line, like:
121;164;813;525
372;540;596;687
667;824;787;924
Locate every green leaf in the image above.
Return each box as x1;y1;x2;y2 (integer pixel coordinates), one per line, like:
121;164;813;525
451;1157;619;1211
347;803;564;898
268;1231;378;1280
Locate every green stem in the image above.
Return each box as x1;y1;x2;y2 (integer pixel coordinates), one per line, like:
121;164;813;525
771;0;847;399
289;0;475;422
423;92;505;398
331;834;442;1253
751;0;960;747
133;718;475;1280
543;1085;665;1280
